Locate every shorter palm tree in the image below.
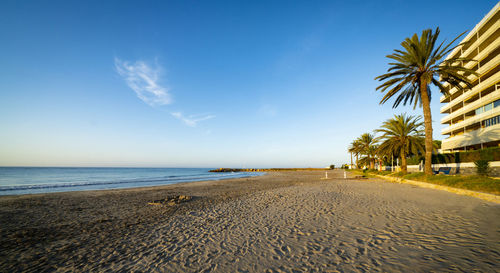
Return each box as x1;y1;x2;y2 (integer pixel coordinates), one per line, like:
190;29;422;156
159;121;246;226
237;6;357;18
376;148;391;171
348;140;363;169
356;133;378;169
376;114;425;173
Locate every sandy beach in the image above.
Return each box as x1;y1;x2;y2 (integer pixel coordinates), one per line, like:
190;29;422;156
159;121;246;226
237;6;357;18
1;170;499;272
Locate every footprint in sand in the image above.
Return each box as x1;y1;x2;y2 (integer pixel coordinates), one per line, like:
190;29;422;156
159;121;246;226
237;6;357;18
281;245;291;254
357;247;367;255
272;247;284;256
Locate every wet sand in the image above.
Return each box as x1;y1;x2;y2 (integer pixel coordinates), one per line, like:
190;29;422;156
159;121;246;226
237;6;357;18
1;170;499;272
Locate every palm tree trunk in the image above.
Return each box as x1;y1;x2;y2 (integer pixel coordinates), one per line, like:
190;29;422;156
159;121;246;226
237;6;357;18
356;154;358;169
401;153;407;173
420;82;434;175
350;152;353;168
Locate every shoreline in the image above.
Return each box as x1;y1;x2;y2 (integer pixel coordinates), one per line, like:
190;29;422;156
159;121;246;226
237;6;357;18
0;173;266;198
1;170;499;272
0;177;239;198
0;169;264;197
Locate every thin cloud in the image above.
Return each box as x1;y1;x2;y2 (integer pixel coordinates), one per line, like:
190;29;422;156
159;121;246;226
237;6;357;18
171;112;215;127
115;58;215;127
115;58;172;106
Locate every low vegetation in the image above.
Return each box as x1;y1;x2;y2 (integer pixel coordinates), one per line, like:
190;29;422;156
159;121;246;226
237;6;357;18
433;147;500;163
348;169;500;195
474;160;491;176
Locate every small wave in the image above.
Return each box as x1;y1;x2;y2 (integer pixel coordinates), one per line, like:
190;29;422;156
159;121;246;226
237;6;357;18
0;172;261;192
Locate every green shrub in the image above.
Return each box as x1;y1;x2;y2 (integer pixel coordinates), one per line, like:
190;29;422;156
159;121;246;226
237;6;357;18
475;160;490;176
431;147;500;164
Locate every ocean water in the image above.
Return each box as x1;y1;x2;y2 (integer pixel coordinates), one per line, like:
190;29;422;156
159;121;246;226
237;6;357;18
0;167;263;196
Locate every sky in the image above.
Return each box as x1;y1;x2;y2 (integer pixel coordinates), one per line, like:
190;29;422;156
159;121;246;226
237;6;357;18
0;0;498;168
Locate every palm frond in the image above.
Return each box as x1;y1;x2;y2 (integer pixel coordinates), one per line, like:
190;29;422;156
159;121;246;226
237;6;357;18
376;27;475;107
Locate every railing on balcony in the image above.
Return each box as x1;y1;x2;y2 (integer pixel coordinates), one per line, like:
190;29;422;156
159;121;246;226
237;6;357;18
441;106;500;135
440;78;500;124
440;35;500;103
441;67;500;115
442;123;500;150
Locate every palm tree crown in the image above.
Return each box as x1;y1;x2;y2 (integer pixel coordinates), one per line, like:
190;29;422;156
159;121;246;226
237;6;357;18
356;133;378;169
375;27;475;174
376;114;425;172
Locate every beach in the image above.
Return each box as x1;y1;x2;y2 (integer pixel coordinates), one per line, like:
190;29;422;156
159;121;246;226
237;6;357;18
1;170;499;272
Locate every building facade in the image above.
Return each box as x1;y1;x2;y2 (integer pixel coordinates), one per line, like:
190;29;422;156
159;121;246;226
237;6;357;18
440;3;500;152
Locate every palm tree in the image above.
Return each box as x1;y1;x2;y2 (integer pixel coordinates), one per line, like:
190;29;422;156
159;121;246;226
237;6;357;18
348;140;363;168
356;133;378;169
376;149;390;171
348;146;354;168
376;114;425;173
375;27;476;175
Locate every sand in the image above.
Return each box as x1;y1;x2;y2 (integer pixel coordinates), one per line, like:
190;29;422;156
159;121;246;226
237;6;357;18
0;170;499;272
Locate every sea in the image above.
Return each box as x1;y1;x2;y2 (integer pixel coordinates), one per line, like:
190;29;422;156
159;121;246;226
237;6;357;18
0;167;263;196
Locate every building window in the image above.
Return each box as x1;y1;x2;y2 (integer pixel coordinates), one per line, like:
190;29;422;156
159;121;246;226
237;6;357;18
476;107;484;115
484;103;493;112
483;115;500;128
477;101;500;115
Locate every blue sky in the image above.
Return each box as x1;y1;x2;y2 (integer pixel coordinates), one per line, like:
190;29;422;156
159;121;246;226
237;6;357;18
0;0;497;167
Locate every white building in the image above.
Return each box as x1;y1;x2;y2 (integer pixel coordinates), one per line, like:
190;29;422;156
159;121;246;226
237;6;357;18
440;3;500;152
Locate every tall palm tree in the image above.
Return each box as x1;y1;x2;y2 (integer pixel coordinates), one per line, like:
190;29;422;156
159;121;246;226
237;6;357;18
376;114;425;173
375;27;476;174
357;133;378;169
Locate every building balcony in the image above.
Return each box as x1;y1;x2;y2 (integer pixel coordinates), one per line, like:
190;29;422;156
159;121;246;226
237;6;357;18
440;77;500;124
441;106;500;135
440;35;500;103
459;18;499;62
440;53;500;112
442;124;500;151
442;3;500;73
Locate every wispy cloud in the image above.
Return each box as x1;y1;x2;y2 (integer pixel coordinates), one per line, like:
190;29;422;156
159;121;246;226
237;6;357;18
115;58;215;127
115;58;172;106
171;112;215;127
